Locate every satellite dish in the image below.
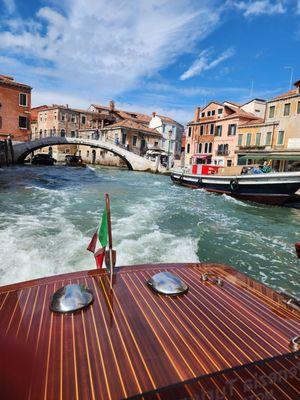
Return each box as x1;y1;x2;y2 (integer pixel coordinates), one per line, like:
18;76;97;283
50;284;93;313
147;271;188;296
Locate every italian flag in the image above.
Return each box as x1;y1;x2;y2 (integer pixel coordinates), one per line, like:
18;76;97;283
87;205;108;269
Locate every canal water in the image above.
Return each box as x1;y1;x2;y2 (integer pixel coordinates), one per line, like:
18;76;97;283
0;165;299;296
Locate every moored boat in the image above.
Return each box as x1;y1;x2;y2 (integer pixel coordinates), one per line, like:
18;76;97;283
171;169;300;206
65;154;86;167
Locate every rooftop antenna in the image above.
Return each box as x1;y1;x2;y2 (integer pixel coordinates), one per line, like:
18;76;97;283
284;66;294;90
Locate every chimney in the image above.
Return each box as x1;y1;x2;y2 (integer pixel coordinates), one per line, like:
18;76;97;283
152;112;156;117
194;106;201;121
109;100;115;111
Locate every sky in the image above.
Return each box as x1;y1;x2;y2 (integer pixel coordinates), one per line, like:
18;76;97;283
0;0;300;123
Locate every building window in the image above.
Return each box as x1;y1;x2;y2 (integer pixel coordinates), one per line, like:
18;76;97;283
187;143;190;153
227;160;232;167
122;132;126;145
132;135;137;146
87;150;90;157
211;110;215;116
246;133;251;146
207;111;211;117
238;134;243;146
71;115;76;123
297;101;300;114
218;108;223;114
269;106;275;118
283;103;291;116
198;143;202;153
188;126;192;137
228;124;237;136
204;143;208;153
208;142;212;153
255;133;261;146
200;125;204;135
210;124;214;135
19;93;27;107
61;114;65;121
81;115;86;124
19;116;28;129
216;126;222;136
201;112;205;118
277;131;284;145
265;132;272;145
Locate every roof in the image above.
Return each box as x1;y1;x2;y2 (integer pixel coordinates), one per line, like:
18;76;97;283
241;98;266;106
156;114;184;127
224;100;241;107
1;262;299;399
35;105;112;118
270;89;299;101
0;74;32;90
103;118;161;135
238;118;266;127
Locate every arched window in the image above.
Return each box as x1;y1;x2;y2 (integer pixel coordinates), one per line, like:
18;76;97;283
187;143;190;154
61;129;66;137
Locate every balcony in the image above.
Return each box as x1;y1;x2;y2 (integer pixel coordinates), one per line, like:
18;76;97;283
215;150;230;156
238;145;266;151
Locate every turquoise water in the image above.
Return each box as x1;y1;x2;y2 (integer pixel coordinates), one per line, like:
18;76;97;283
0;165;299;296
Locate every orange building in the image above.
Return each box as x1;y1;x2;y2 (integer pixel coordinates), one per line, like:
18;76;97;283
185;100;265;167
0;74;32;141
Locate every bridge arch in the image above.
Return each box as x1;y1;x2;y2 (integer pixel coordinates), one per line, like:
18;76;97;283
12;136;157;171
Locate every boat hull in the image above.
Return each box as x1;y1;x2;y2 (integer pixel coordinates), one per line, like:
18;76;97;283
171;171;300;205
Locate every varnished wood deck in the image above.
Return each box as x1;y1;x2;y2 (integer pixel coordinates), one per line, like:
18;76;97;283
1;263;300;400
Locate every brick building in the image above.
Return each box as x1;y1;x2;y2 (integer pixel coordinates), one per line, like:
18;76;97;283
0;74;32;141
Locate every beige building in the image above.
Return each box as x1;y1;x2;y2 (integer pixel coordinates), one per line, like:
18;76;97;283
31;100;180;166
31;104;115;161
236;80;300;171
76;118;162;166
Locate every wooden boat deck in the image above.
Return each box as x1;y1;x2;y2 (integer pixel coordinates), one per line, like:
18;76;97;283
1;263;300;399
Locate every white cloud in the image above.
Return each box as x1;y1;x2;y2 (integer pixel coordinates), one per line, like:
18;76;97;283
233;1;286;17
0;0;221;102
2;0;15;14
180;47;235;80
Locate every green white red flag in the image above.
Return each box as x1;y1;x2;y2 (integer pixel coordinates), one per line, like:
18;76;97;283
87;204;109;269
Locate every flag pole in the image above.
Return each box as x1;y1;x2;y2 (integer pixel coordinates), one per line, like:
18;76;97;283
105;193;114;289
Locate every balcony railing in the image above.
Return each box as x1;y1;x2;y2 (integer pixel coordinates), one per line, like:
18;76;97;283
215;150;229;156
238;145;266;150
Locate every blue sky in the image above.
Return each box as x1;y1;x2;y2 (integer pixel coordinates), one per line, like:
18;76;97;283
0;0;300;123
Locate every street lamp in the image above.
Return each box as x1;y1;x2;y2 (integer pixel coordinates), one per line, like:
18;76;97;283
167;129;172;171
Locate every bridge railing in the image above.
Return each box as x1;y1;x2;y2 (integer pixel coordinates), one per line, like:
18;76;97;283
12;130;150;158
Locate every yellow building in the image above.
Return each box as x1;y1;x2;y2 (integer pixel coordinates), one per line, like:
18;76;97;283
236;80;300;171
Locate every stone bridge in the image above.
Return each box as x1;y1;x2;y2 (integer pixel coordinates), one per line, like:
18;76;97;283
13;136;159;172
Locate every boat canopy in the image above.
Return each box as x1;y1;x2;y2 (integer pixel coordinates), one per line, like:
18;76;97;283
241;153;300;160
